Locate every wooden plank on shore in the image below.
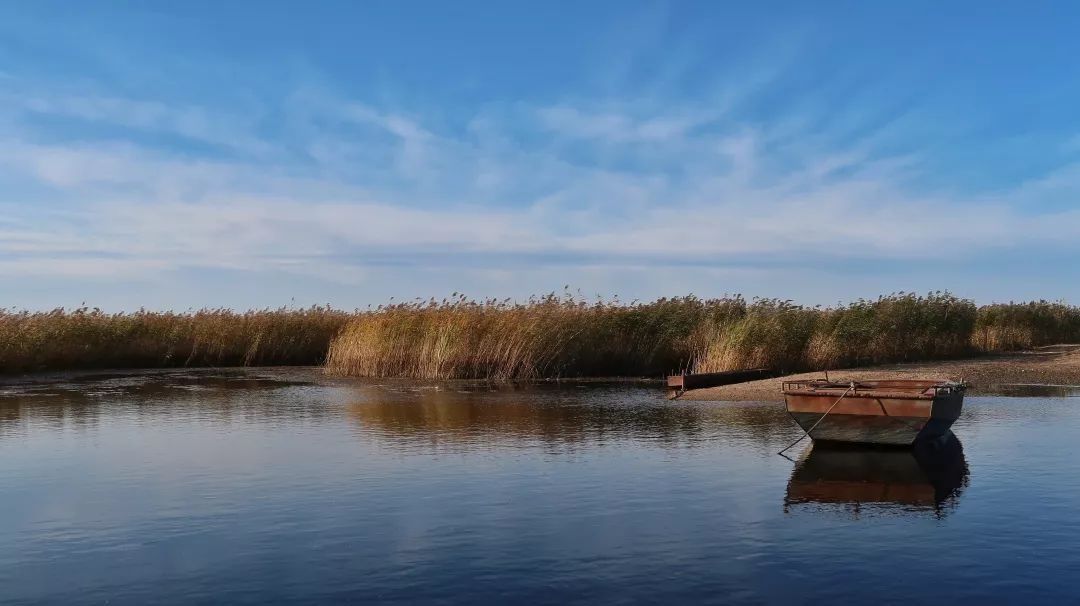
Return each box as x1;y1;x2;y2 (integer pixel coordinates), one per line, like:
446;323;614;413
666;368;774;394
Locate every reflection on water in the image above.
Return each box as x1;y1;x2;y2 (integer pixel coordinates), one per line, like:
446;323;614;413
4;369;1080;604
0;369;331;439
991;384;1080;398
346;388;789;449
785;436;969;518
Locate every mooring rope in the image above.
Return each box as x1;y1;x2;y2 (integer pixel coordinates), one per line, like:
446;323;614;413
777;382;856;457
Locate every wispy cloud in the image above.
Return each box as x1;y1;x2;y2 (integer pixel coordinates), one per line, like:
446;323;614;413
4;88;273;157
536;104;720;143
3;50;1080;307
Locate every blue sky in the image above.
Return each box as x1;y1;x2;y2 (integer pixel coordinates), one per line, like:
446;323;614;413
3;1;1080;310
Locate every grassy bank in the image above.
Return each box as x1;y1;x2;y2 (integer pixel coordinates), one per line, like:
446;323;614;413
4;295;1079;378
0;306;350;374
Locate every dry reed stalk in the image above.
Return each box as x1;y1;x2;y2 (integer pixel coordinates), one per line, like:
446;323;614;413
5;294;1079;378
0;306;351;374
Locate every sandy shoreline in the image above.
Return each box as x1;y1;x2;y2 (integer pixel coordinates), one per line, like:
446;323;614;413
679;344;1080;402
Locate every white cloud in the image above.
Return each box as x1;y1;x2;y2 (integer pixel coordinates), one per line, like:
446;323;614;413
2;77;1080;296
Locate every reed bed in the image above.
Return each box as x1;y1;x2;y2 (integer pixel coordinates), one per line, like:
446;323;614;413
972;301;1080;351
4;295;1079;378
327;292;999;379
327;293;1080;379
694;292;980;374
0;306;350;374
324;294;741;380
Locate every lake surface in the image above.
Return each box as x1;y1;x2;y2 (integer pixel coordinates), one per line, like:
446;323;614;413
2;369;1079;604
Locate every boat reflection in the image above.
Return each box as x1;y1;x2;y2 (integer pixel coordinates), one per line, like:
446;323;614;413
784;435;969;518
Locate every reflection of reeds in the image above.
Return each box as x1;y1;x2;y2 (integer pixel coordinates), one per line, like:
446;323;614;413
0;370;334;434
0;307;350;373
345;389;722;446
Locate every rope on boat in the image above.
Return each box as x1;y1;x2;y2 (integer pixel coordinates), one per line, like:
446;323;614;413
777;382;855;457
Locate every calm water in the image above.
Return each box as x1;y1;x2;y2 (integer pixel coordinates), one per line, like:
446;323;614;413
2;369;1079;604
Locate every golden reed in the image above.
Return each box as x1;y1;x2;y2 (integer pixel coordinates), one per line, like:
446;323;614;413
0;306;350;374
326;292;1080;379
3;295;1077;377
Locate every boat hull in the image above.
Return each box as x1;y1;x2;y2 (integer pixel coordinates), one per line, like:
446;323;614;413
783;380;964;446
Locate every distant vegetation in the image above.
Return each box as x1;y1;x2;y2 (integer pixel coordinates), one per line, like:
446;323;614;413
972;301;1080;352
3;295;1079;377
0;307;349;374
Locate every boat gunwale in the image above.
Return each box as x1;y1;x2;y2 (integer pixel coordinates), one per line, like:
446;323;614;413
782;389;940;401
781;378;965;401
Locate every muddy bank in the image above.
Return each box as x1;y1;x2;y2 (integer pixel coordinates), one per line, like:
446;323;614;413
680;344;1080;402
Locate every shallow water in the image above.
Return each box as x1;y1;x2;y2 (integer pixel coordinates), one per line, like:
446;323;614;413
2;369;1079;604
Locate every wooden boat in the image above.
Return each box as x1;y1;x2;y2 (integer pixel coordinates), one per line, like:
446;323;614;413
782;378;965;446
784;435;968;517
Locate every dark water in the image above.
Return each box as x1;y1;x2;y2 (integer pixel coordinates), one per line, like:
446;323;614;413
2;370;1079;604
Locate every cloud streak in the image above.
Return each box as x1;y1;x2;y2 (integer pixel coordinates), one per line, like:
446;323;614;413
2;62;1080;306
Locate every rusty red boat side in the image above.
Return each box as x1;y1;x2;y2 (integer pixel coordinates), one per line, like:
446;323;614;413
782;379;965;446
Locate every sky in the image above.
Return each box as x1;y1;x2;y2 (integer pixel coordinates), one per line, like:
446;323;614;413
2;1;1080;310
